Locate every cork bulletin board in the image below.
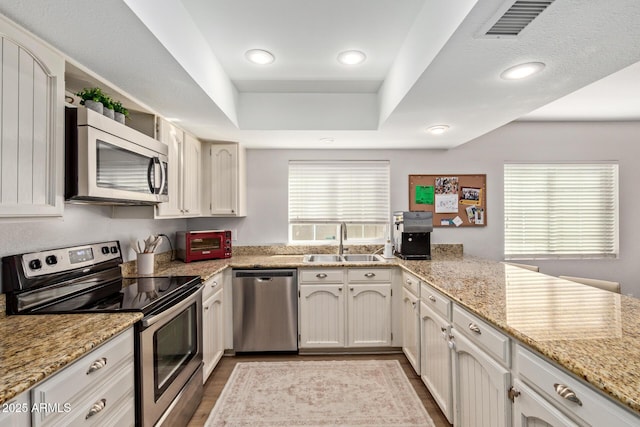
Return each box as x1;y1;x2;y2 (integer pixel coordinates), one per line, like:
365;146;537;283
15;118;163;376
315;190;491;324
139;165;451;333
409;174;487;227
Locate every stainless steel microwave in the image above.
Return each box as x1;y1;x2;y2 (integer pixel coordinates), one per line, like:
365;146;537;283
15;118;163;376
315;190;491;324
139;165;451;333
65;106;169;205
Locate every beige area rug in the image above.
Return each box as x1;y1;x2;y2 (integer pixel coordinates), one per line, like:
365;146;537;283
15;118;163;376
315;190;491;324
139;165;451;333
205;360;435;426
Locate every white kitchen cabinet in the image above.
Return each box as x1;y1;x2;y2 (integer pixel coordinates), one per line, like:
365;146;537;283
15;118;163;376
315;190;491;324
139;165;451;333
0;392;30;427
450;305;512;427
298;268;392;350
420;300;453;423
346;269;392;347
204;143;246;217
512;379;579;427
401;272;420;375
31;328;135;427
513;344;640;427
0;15;64;218
202;274;224;383
155;119;201;218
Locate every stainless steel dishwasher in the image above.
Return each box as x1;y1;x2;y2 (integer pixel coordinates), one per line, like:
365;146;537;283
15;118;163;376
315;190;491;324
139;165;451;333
232;269;298;352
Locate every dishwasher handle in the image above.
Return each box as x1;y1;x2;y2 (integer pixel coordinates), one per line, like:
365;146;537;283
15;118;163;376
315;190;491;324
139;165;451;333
256;277;273;282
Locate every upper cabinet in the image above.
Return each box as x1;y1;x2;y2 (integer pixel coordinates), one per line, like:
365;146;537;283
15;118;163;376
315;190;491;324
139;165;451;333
204;143;246;217
155;119;201;218
0;15;64;218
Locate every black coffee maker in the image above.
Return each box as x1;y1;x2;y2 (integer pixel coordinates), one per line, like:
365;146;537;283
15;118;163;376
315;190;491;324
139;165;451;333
393;211;433;260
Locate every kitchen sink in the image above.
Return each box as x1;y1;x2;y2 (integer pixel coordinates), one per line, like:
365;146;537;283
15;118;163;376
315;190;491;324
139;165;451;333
341;254;381;262
303;254;384;263
303;254;344;263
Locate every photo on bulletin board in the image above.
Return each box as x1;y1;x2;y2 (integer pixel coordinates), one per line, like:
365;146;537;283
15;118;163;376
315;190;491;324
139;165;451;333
409;174;487;227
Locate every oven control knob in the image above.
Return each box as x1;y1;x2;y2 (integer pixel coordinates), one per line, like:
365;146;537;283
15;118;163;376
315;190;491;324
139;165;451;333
101;246;110;255
29;259;42;270
110;246;118;254
45;255;58;265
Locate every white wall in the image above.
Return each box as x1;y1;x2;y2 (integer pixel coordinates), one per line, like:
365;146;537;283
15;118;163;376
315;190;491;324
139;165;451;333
0;204;186;263
190;121;640;296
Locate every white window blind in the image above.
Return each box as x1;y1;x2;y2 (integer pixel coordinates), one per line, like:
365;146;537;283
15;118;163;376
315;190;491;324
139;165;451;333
504;163;618;259
288;160;390;223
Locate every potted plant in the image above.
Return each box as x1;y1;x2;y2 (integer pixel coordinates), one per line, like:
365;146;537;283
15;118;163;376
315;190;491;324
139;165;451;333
100;93;115;120
112;101;129;125
75;87;105;114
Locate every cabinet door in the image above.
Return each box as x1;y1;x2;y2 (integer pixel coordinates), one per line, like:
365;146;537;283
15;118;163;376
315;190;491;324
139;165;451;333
512;379;579;427
420;301;453;423
0;393;30;427
203;288;224;382
155;119;183;217
451;328;511;427
0;16;64;217
299;284;345;348
402;287;420;375
347;283;391;347
182;133;201;216
209;144;238;215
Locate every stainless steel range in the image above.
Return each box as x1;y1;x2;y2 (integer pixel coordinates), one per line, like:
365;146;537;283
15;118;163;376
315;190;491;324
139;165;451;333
2;241;203;427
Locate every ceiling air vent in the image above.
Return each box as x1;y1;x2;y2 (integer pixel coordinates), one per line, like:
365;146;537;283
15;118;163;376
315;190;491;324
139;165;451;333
484;0;555;37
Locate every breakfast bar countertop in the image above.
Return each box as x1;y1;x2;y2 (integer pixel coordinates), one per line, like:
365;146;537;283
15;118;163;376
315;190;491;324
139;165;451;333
151;253;640;417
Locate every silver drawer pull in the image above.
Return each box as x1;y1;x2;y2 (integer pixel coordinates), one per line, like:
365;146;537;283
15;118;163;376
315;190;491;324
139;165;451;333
428;295;436;302
316;273;328;279
86;398;107;419
86;357;107;375
364;272;376;278
468;323;481;334
406;278;412;284
554;383;583;406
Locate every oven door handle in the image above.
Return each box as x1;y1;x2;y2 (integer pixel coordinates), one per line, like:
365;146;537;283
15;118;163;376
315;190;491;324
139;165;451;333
141;285;203;328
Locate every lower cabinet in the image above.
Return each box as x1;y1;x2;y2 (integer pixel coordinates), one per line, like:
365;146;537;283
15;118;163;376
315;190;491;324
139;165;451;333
0;393;30;427
31;328;135;427
202;273;225;383
420;300;453;423
401;286;420;375
298;268;392;350
450;329;511;427
512;379;579;427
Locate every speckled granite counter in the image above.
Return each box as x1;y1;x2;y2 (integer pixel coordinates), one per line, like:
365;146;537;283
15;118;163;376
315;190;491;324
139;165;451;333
147;253;640;416
0;296;141;405
3;249;639;417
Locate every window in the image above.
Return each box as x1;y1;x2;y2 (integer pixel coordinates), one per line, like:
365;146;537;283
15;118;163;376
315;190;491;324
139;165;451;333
504;163;618;259
288;160;390;244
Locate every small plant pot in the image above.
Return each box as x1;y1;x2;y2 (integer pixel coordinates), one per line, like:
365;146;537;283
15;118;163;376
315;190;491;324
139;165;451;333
114;112;126;124
84;100;103;114
103;107;115;120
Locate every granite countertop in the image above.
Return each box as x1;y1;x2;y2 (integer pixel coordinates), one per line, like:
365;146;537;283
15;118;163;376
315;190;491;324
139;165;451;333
2;249;639;417
0;298;142;405
150;253;640;416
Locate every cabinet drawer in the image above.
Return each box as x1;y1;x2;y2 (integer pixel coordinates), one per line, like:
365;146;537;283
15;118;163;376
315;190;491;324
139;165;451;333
453;306;510;367
402;271;420;296
31;329;133;426
299;269;344;283
516;345;640;426
420;282;450;320
347;268;391;283
202;272;223;301
32;358;134;427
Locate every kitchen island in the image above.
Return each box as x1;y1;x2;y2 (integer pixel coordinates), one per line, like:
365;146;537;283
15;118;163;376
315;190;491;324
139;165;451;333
1;252;639;422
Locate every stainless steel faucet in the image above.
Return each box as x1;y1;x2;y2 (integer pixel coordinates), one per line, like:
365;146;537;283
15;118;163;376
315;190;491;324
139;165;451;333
338;222;348;255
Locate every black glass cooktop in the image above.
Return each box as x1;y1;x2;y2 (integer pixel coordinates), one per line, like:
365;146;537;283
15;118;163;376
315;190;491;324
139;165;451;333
29;276;200;315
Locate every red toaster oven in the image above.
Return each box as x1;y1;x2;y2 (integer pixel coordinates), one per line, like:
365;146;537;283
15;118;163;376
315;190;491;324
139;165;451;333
176;230;232;262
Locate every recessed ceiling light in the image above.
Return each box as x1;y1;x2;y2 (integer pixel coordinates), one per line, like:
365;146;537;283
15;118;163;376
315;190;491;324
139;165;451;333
500;62;545;80
319;137;335;143
166;117;181;123
337;50;366;66
426;125;450;135
245;49;275;65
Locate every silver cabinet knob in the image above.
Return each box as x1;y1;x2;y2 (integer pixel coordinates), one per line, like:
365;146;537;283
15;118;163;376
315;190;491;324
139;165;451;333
554;383;583;406
86;357;107;375
468;323;482;334
86;399;107;419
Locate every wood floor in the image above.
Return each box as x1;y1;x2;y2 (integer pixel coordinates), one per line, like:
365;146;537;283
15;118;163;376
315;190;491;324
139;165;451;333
187;353;452;427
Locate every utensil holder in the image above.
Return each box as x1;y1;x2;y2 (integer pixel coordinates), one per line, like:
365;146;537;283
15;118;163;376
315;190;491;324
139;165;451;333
137;253;154;275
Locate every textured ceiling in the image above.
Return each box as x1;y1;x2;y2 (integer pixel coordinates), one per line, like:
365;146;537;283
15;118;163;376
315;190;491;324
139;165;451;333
1;0;640;149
